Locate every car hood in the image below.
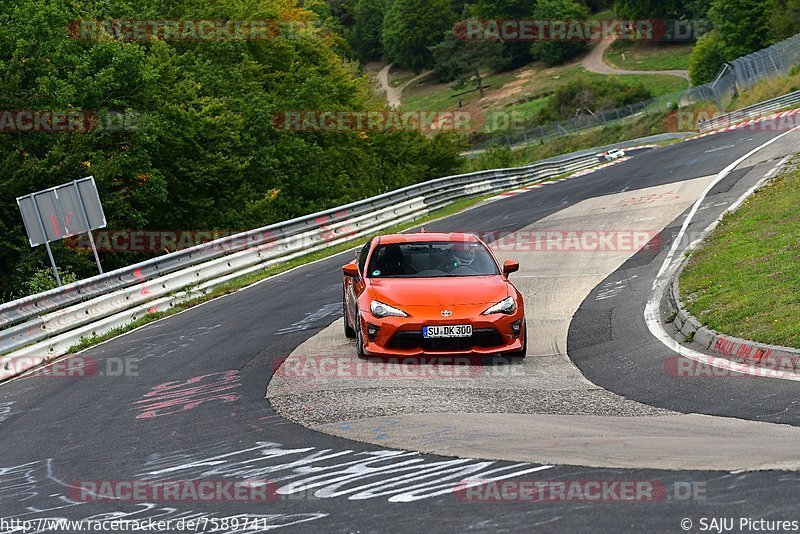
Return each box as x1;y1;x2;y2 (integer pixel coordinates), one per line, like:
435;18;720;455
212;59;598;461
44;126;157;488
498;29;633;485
367;276;510;307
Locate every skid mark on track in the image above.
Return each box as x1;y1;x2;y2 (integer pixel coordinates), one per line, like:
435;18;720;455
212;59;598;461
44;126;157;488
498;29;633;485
137;441;552;503
0;458;326;531
276;303;340;335
133;370;242;420
0;401;15;423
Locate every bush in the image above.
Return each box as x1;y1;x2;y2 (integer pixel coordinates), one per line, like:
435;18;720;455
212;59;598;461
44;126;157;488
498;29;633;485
688;31;728;85
25;267;79;295
469;145;514;171
537;76;652;122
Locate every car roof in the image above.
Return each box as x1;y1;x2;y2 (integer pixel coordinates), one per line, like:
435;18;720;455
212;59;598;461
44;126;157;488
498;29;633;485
376;233;481;245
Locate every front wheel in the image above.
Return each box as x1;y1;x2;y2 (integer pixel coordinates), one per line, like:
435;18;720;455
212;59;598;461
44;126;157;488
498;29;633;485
355;315;367;359
343;286;356;339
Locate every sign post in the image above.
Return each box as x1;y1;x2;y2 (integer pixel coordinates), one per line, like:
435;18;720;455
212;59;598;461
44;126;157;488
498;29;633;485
17;176;107;286
31;194;62;286
73;184;104;274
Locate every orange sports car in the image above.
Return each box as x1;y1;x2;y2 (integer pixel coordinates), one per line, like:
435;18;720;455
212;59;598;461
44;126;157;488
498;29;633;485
342;232;526;358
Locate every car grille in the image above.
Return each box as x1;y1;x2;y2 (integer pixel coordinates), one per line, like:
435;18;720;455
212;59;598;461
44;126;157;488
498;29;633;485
386;329;504;352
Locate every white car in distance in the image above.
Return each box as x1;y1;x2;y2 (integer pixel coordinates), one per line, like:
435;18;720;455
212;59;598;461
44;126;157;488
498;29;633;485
602;148;626;161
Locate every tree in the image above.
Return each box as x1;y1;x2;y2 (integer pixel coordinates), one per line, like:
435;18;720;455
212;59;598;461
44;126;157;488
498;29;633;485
470;0;535;69
769;0;800;41
688;31;728;84
431;31;504;97
530;0;592;67
614;0;684;18
353;0;387;59
0;0;462;301
708;0;772;59
382;0;455;71
614;0;714;18
687;0;773;84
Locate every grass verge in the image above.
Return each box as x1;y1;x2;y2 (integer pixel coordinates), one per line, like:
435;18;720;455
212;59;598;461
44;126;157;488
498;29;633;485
604;41;693;71
726;66;800;110
466;110;680;170
679;155;800;348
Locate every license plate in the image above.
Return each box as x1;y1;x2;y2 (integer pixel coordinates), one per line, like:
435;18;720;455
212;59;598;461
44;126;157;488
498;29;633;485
423;325;472;338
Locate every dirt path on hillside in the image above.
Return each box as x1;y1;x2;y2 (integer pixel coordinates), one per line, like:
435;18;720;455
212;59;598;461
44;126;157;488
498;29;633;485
377;64;430;108
582;38;690;81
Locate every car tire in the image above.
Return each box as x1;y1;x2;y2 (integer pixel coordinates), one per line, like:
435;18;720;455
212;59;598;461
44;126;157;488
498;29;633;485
506;321;527;360
343;286;356;339
355;315;367;359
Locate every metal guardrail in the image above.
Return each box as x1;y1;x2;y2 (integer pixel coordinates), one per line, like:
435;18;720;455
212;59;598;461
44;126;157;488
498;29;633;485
697;90;800;132
0;147;614;378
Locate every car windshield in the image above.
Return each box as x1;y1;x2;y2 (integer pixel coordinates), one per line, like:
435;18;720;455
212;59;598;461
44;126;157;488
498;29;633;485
367;241;500;278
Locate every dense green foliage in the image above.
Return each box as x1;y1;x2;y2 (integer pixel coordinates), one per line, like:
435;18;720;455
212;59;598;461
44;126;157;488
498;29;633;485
468;0;536;70
353;0;386;59
0;0;462;301
770;0;800;42
382;0;455;71
614;0;710;18
688;30;728;84
530;0;591;66
688;0;788;84
537;75;652;122
431;32;504;91
708;0;772;59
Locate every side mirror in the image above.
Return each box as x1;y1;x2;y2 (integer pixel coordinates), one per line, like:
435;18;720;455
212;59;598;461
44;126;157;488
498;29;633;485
503;260;520;275
343;264;360;278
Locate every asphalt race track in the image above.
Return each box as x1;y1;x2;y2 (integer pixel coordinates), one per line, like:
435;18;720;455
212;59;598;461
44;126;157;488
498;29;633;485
1;128;799;533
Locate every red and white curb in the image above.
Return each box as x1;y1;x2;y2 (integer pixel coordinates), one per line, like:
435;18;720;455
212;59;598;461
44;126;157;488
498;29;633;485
689;108;800;140
570;156;632;178
646;126;800;382
490;156;633;201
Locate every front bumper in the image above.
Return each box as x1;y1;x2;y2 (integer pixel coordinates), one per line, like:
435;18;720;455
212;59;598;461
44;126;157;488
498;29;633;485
358;308;525;357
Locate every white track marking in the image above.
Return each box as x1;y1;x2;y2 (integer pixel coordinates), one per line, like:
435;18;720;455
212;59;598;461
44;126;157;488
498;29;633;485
645;126;800;381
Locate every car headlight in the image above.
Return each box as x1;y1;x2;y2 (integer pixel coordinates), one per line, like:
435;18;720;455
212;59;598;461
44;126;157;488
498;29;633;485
482;297;516;315
370;300;409;318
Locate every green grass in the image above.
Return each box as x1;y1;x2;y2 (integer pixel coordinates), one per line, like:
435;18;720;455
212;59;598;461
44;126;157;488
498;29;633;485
679;157;800;348
578;67;688;96
473;111;681;168
604;41;693;71
726;66;800;110
389;69;418;88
